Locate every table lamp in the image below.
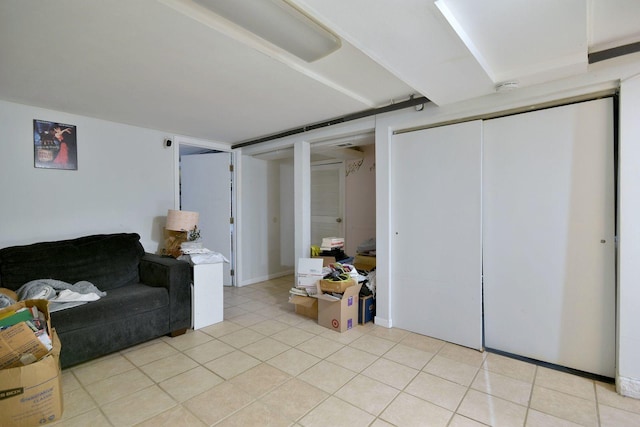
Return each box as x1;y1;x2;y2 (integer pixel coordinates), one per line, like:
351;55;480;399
163;209;199;257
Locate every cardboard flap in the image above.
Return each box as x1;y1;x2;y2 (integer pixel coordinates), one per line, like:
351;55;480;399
289;295;316;307
0;299;54;370
343;283;362;298
315;283;362;302
315;293;342;302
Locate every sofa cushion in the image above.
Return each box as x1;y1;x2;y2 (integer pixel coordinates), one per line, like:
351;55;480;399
0;233;145;291
51;283;169;333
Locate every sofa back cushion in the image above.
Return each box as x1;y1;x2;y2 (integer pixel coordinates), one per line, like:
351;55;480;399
0;233;145;291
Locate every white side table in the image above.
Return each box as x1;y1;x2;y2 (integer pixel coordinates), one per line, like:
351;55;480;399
192;262;223;329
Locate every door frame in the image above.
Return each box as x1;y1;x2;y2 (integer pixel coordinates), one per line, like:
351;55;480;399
172;135;236;286
310;160;346;247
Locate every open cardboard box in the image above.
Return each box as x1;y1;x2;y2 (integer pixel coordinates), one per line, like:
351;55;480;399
0;299;53;370
319;278;356;293
0;300;63;426
289;258;324;319
288;295;318;319
316;283;362;333
291;259;361;331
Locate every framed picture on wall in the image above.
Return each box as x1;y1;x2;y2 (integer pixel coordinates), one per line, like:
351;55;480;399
33;119;77;170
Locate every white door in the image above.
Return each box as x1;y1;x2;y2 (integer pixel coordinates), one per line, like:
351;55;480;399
181;152;233;286
311;162;345;247
391;121;483;350
483;98;615;377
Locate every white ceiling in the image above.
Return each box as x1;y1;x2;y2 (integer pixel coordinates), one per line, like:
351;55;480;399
1;0;638;145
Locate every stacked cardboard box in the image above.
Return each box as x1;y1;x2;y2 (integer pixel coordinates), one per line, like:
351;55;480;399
289;258;324;319
290;259;362;333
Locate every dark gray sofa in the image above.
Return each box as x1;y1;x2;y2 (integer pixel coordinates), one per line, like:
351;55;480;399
0;233;191;368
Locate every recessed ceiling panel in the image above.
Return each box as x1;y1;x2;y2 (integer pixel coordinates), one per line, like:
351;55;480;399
436;0;587;85
291;0;495;106
589;0;640;52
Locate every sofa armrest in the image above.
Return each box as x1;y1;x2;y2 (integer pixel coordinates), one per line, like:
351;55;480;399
139;253;191;333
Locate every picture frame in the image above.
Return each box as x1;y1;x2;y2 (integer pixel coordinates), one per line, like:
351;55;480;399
33;119;77;170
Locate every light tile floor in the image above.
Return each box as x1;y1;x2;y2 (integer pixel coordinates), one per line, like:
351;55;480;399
51;275;640;426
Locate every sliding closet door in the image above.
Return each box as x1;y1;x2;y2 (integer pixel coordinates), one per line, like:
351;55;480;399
483;99;615;377
391;121;482;350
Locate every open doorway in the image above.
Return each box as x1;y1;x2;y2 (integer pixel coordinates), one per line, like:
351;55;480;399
177;143;234;286
310;133;376;257
243;129;375;282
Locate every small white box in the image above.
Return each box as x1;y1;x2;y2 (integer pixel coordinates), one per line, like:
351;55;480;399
297;258;324;288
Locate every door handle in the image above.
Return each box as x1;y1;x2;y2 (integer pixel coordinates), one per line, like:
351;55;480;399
336;218;342;223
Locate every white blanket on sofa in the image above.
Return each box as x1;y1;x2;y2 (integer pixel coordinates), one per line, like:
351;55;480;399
17;279;106;312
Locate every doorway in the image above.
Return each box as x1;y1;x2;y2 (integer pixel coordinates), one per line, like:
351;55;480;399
311;162;345;247
178;143;234;286
310;133;376;256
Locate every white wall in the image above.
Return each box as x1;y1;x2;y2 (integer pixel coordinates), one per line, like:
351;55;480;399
236;54;640;395
344;145;375;255
0;100;175;252
618;73;640;397
238;155;294;285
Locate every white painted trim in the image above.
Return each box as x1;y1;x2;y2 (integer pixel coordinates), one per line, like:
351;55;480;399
172;134;237;286
233;148;243;288
174;134;233;152
374;316;392;328
230;150;238;287
172;134;234;209
617;376;640;399
374;121;394;330
294;141;311;269
239;270;295;287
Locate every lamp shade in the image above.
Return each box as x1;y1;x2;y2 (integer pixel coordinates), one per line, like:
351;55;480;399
166;209;199;232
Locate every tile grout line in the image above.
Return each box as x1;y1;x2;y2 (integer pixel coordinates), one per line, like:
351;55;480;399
522;364;539;427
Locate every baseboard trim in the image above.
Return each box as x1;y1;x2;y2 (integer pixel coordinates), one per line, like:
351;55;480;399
617;375;640;398
239;269;294;287
374;316;392;328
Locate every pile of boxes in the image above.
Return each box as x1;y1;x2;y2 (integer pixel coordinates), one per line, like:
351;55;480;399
289;258;374;332
0;299;63;426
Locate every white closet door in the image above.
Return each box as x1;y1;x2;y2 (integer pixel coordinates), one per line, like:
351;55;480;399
391;121;482;350
181;152;233;286
483;99;615;377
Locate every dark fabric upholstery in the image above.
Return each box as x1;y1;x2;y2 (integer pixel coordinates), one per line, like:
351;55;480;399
0;233;192;369
51;283;169;333
56;308;170;368
140;253;192;332
0;233;144;291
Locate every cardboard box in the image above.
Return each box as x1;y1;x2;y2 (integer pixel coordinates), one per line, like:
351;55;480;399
0;329;63;427
317;283;362;332
289;295;318;319
358;296;375;324
0;300;53;370
297;258;324;289
319;278;356;293
353;255;376;271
